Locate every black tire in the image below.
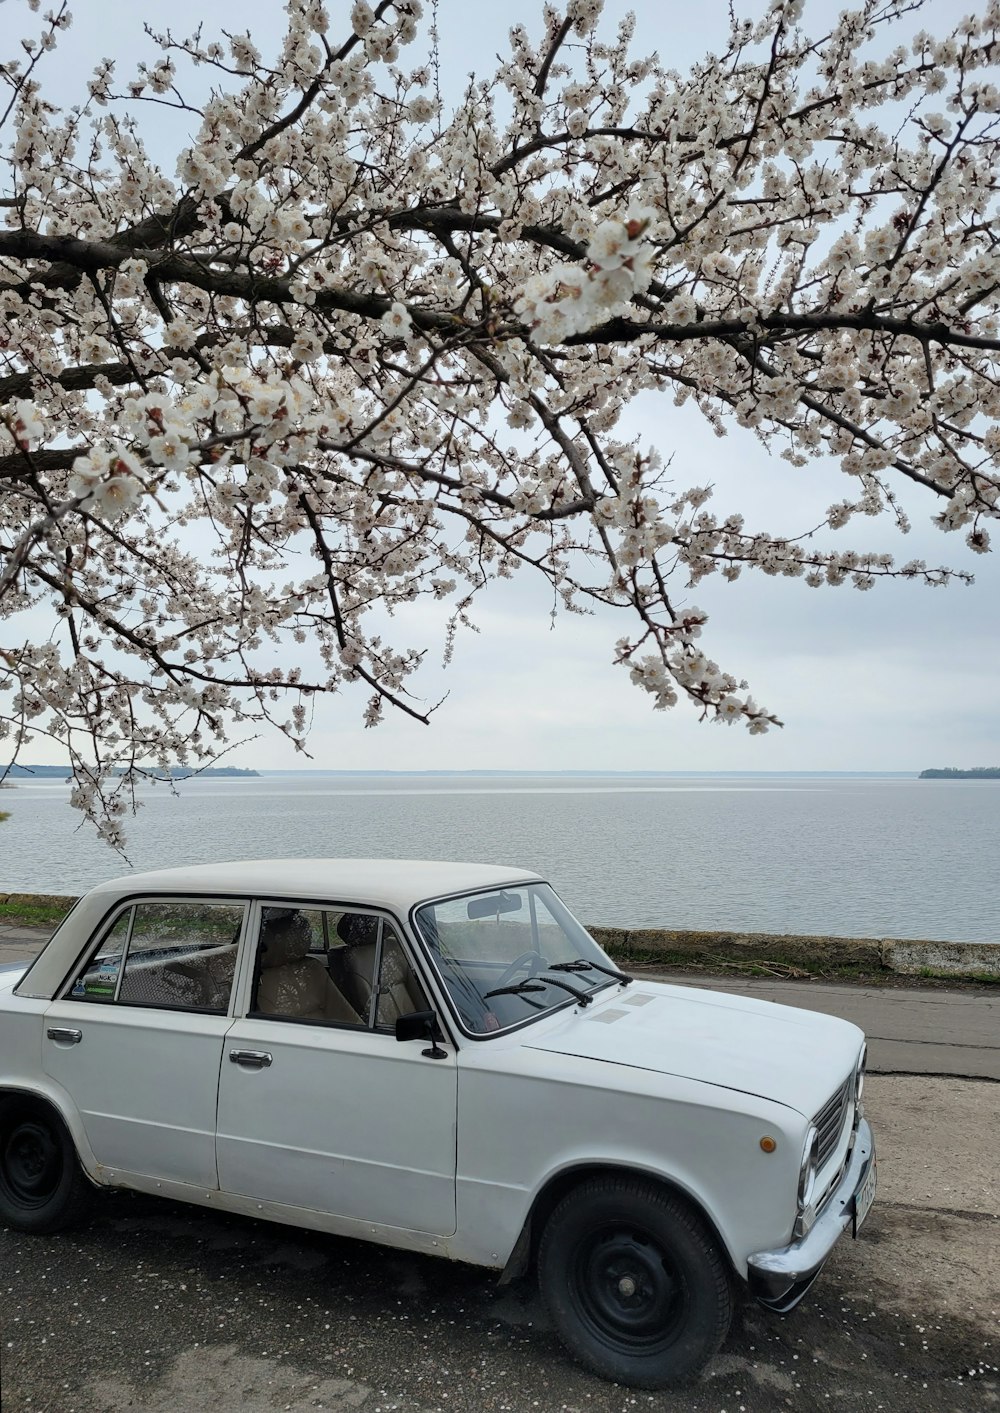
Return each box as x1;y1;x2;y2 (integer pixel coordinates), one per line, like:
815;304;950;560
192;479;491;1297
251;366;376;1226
0;1098;93;1233
537;1175;733;1388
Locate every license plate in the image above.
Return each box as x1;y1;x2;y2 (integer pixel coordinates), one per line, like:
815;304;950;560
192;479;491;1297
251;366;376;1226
853;1159;877;1236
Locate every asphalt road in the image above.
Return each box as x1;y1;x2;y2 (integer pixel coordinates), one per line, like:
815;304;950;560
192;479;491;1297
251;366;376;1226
1;930;998;1411
656;972;1000;1080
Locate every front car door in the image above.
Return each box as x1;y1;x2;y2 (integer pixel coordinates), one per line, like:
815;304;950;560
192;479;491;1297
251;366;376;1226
43;897;246;1188
216;901;458;1235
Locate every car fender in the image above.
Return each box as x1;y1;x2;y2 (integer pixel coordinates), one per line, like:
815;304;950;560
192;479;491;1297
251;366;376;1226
496;1152;738;1284
0;1077;105;1184
455;1057;804;1275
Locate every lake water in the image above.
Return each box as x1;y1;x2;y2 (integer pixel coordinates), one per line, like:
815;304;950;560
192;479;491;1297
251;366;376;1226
0;773;996;943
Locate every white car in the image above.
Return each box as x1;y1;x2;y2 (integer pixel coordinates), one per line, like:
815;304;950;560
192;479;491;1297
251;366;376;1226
0;859;875;1388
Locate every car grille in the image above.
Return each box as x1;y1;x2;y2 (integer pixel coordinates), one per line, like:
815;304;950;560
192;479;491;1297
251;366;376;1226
813;1076;852;1170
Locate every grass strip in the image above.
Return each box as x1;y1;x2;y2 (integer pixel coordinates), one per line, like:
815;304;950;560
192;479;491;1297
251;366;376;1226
0;899;74;928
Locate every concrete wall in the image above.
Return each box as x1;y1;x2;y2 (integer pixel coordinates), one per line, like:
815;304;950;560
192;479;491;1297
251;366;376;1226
3;892;997;980
878;938;1000;978
585;927;1000;980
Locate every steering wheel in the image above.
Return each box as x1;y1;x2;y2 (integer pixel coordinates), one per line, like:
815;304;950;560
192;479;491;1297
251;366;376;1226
493;950;546;989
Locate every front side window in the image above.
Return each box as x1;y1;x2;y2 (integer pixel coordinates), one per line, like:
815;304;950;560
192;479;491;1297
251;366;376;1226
375;927;429;1030
67;900;243;1013
414;883;617;1035
251;905;427;1029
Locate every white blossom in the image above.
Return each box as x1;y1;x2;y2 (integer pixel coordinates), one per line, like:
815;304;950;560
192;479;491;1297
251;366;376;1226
147;433;194;473
90;473;143;520
67;450;111;500
163;318;197;349
9;400;44;449
380;301;414;341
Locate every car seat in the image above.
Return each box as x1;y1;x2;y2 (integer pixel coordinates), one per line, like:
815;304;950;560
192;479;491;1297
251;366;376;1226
336;914;425;1025
256;912;359;1023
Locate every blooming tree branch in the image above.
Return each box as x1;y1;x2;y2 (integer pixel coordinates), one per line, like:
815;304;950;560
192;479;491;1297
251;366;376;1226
2;0;999;841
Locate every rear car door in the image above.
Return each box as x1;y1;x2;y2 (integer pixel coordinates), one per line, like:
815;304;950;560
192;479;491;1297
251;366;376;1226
43;897;245;1188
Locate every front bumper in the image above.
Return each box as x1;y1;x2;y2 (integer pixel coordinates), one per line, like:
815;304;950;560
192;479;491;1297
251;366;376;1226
747;1117;875;1313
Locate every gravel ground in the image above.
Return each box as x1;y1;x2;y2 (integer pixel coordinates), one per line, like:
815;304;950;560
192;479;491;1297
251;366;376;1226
2;1077;998;1413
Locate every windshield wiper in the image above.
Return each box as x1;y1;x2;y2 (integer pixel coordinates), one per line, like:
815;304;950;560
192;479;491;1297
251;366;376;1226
547;958;633;986
481;981;548;1012
484;976;593;1007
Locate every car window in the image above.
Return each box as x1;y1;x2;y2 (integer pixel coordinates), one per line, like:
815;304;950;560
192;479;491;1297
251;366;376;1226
251;906;427;1030
415;882;615;1035
67;901;244;1013
428;889;580;968
375;926;428;1031
68;911;131;1002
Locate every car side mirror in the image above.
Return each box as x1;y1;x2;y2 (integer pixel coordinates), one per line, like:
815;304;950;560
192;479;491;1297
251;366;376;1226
395;1009;448;1059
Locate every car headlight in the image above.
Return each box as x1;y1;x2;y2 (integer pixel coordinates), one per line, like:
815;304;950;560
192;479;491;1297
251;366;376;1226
854;1043;867;1120
797;1124;819;1214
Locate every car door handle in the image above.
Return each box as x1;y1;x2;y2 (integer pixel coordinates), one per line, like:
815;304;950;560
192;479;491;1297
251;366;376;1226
229;1049;272;1069
47;1027;82;1044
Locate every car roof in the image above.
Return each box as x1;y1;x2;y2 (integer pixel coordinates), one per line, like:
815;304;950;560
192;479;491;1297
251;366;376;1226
85;858;544;914
13;859;547;999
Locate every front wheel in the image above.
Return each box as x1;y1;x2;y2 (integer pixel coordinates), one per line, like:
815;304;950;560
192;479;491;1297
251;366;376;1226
0;1100;93;1233
537;1175;733;1388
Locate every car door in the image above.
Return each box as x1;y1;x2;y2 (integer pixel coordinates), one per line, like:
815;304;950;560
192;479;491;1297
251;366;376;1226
43;897;245;1189
215;903;458;1235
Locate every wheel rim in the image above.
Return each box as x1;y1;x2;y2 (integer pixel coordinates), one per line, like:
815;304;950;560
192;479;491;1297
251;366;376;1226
2;1120;63;1209
573;1226;686;1353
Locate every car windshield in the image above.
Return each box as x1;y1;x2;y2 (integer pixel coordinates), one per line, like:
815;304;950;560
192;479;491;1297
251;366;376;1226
413;882;627;1035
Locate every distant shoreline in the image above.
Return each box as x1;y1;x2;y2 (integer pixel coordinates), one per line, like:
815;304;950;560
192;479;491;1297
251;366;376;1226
2;765;259;779
254;769;922;779
918;767;1000;780
2;767;927;780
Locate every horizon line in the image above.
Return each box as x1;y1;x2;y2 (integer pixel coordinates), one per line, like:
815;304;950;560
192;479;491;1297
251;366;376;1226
6;765;930;778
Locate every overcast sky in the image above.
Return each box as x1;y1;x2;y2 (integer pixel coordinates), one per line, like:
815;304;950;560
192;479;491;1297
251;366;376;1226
6;0;998;773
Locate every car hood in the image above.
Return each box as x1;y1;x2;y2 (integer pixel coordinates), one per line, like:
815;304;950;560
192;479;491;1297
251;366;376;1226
523;981;862;1119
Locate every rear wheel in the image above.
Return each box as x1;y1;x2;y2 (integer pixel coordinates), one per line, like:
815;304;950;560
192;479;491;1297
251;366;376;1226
538;1175;732;1388
0;1100;92;1233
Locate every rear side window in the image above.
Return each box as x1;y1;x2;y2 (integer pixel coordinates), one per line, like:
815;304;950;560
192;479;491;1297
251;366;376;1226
66;900;244;1014
69;912;130;1002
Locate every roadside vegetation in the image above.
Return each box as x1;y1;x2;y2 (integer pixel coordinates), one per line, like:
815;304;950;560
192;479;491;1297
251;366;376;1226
0;898;74;928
